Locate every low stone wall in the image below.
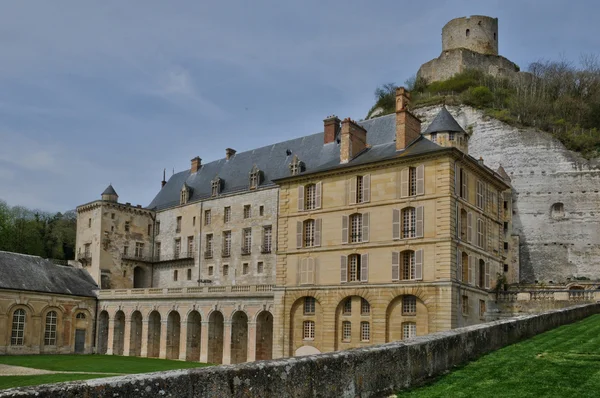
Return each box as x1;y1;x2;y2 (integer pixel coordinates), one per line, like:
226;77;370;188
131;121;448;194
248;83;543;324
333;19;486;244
3;304;599;398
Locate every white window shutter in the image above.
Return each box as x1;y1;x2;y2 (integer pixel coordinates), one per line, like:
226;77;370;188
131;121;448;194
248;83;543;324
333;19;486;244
464;173;469;202
457;249;462;281
392;251;400;281
454;163;459;195
468;255;474;285
467;212;473;243
296;221;303;249
392;209;400;240
307;258;315;284
296;257;301;285
340;255;348;283
300;258;307;284
341;215;349;244
416;164;425;195
349;178;357;205
456;205;461;240
314;219;322;247
362;174;371;203
400;168;409;198
415;249;423;280
416;206;424;238
298;186;305;211
360;253;369;282
314;258;319;285
315;182;322;209
485;261;490;289
362;213;370;242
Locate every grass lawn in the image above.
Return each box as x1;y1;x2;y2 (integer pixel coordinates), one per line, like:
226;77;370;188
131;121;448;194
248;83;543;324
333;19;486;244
397;314;600;398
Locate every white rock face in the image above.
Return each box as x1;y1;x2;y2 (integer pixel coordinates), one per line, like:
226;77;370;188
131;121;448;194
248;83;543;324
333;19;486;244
416;105;600;283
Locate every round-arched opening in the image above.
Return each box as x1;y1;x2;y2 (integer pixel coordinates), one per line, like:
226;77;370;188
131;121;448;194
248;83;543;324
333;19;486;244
466;29;470;37
551;203;565;219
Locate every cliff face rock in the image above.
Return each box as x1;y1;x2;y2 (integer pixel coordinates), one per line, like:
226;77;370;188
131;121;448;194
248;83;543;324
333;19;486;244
416;105;600;283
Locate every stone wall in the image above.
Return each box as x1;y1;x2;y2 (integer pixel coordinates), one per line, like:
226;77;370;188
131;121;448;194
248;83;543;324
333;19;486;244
5;303;598;398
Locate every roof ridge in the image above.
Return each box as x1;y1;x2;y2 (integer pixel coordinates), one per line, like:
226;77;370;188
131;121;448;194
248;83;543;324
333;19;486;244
0;250;42;259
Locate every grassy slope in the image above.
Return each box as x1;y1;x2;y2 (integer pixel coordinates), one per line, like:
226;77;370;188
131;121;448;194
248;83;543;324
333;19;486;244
397;314;600;397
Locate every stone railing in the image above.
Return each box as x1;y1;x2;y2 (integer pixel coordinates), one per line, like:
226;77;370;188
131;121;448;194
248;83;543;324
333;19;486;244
98;284;274;299
497;290;600;302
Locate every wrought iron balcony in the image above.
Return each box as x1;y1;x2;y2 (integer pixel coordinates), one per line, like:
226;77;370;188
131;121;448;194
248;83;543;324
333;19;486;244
221;249;231;258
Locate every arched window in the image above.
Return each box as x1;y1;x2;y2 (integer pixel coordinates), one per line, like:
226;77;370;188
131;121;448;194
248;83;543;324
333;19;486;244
466;29;470;37
303;219;315;247
402;322;416;339
76;313;86;320
402;207;416;238
11;309;26;346
44;311;58;346
401;251;415;280
402;295;417;315
551;203;565;219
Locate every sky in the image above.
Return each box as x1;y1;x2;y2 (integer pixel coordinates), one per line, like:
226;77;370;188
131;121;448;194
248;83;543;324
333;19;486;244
0;0;598;212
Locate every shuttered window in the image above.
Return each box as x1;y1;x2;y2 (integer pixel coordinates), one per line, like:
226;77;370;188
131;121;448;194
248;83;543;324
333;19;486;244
401;165;424;197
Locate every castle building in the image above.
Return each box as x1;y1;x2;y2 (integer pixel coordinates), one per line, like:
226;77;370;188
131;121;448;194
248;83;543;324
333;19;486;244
75;87;516;363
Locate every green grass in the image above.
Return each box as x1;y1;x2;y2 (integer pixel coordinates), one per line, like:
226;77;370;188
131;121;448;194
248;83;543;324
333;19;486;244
397;314;600;397
0;374;114;390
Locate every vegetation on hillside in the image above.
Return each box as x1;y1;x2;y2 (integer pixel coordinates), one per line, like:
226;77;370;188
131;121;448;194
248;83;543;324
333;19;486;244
0;200;76;260
368;56;600;159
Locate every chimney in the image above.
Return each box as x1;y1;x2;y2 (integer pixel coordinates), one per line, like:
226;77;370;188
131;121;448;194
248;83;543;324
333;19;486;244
191;156;202;173
340;118;367;164
226;148;236;160
395;87;422;151
161;169;167;188
478;157;484;166
323;115;341;144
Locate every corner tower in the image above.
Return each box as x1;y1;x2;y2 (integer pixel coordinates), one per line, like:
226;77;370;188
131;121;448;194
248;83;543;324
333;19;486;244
442;15;498;56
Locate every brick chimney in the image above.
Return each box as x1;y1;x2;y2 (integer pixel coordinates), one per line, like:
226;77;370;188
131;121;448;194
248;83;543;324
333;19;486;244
395;87;422;151
225;148;236;160
323;115;340;144
190;156;202;173
340;118;367;164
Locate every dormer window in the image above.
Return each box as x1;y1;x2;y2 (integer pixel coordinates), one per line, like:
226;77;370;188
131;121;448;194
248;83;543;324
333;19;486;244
249;165;262;189
211;177;222;197
180;184;191;205
289;155;305;176
430;133;437;143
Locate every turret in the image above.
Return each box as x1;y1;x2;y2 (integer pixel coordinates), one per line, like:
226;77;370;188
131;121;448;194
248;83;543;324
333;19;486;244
423;107;469;153
101;184;119;202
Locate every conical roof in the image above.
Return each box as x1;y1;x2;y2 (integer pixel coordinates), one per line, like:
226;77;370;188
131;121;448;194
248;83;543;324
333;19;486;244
101;184;118;196
423;107;466;134
497;166;511;182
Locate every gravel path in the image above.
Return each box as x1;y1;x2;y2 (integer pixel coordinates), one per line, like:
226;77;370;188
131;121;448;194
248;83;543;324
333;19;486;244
0;364;120;376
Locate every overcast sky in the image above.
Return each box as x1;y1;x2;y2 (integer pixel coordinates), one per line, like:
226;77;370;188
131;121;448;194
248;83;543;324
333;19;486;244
0;1;598;212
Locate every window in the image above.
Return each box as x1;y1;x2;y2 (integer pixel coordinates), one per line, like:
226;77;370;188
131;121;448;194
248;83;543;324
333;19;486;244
193;216;196;226
401;251;415;280
187;236;194;256
551;202;565;219
303;219;315;247
208;266;214;276
173;270;178;281
44;311;57;346
257;261;264;274
461;252;469;282
458;168;468;200
449;132;455;141
262;226;272;253
289;155;304;176
242;228;252;254
243;205;251;219
224;207;231;223
135;242;144;258
402;207;416;238
11;309;25;346
479;300;486;318
350;213;362;243
180;186;190;205
304;297;316;315
356;176;364;203
76;313;86;320
176;216;182;233
343;299;352;315
204;210;211;225
460;209;467;240
88;218;91;228
476;180;485;209
342;321;351;342
402;322;416;339
84;243;91;258
479;259;486;288
111;226;114;232
402;296;417;315
249;165;261;189
361;298;370;315
187;268;192;280
303;320;315;340
156;221;160;235
123;245;129;256
211;178;221;196
259;205;264;216
155;242;161;260
348;254;361;282
223;264;229;276
174;238;181;258
125;221;130;232
111;213;115;219
242;263;249;275
504;263;509;273
305;184;316;210
462;295;469;315
205;234;213;258
222;231;231;257
430;133;437;143
477;218;484;248
361;322;370;342
299;258;316;284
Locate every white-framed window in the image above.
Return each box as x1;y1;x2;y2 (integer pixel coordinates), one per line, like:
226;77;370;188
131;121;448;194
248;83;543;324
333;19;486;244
262;226;272;253
361;298;370;315
222;231;231;257
242;228;252;254
356;176;364;203
243;205;251;219
342;321;351;342
224;207;231;223
305;184;316;210
304;297;316;315
402;207;416;238
409;167;417;196
343;299;352;315
303;320;315;340
204;210;211;225
44;311;57;346
402;295;417;315
402;322;416;339
361;321;370;342
11;309;25;346
401;251;416;280
350;213;363;243
304;219;315;247
348;254;361;282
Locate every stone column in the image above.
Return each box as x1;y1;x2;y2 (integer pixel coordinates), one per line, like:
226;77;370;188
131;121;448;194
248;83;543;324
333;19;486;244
178;321;188;361
247;321;257;362
140;320;149;357
106;318;115;355
199;321;209;363
122;316;132;356
159;320;168;359
272;290;286;359
222;321;232;365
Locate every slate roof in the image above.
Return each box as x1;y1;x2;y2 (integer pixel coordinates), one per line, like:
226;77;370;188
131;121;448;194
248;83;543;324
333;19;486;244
102;184;118;196
0;251;98;297
423;107;466;134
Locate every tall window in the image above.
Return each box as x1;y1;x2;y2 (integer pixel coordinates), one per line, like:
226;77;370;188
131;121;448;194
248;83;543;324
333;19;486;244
459;168;468;200
211;178;221;196
174;270;178;281
304;297;316;315
249;166;261;189
204;210;211;225
479;300;486;318
476;180;484;209
361;322;370;342
303;219;315;247
187;268;192;280
402;296;417;315
477;218;484;248
174;238;181;258
224;207;231;223
348;254;361;282
222;231;231;257
44;311;57;346
460;209;467;240
243;205;251;219
402;322;416;339
148;224;152;235
257;261;264;274
462;295;469;314
124;221;130;232
305;184;316;210
156;221;161;235
242;228;252;254
402;207;416;238
123;245;129;256
11;309;25;346
134;242;144;258
155;242;161;260
187;236;194;256
342;321;351;342
176;216;182;233
361;298;370;315
205;234;213;258
479;259;486;288
180;186;189;205
401;251;416;280
223;264;229;276
262;226;272;253
356;176;364;203
408;167;417;196
462;252;469;282
303;321;315;340
350;214;362;243
343;299;352;315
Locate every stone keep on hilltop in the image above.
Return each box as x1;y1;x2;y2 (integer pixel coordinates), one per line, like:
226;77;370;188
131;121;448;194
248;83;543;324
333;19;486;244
417;15;521;84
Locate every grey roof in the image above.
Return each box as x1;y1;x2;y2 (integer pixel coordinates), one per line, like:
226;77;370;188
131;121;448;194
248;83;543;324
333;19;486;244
423;107;466;134
0;251;98;297
147;112;446;210
102;184;118;196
